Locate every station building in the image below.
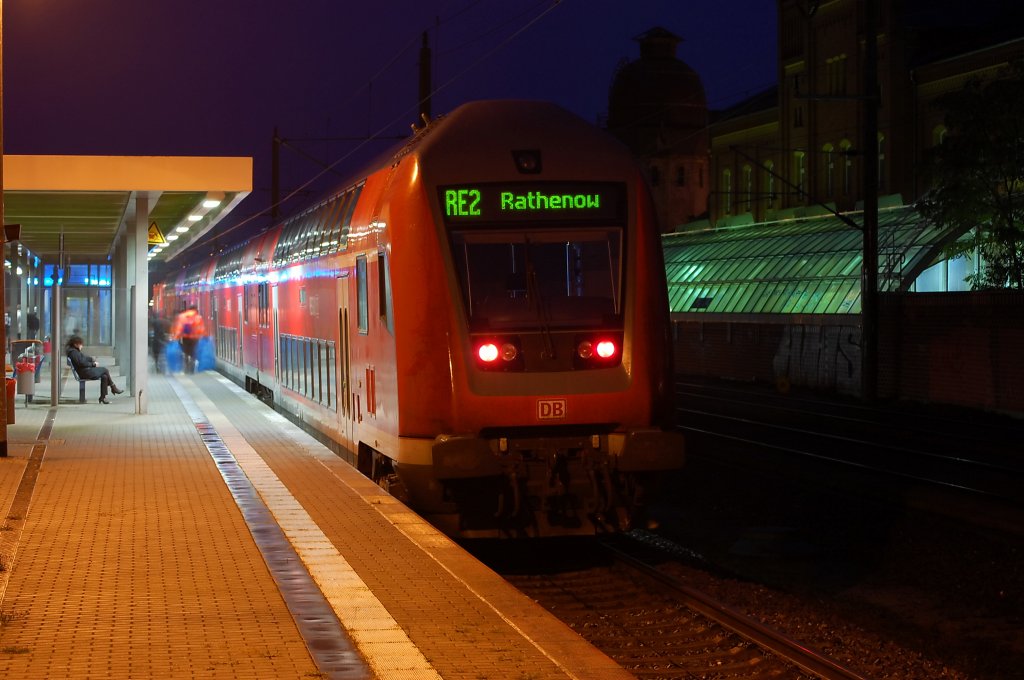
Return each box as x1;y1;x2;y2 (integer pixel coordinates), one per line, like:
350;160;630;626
2;154;252;417
607;2;1024;414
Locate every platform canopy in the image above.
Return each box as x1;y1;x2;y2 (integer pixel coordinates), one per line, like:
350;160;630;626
2;155;252;264
662;205;963;321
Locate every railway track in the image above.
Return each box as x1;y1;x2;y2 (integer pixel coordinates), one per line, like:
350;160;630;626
674;379;1024;506
479;537;868;680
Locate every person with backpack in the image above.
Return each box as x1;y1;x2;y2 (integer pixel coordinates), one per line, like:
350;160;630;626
171;305;206;374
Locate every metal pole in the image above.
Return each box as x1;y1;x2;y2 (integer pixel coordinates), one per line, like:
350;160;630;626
861;0;879;402
272;127;280;220
418;32;432;122
1;1;8;457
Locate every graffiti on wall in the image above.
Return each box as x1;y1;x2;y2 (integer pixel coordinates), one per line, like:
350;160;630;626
773;325;861;395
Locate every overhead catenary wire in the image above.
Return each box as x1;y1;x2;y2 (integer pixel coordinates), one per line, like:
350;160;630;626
185;0;565;256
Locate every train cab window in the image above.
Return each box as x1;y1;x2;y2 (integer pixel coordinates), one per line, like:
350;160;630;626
378;250;394;335
451;228;623;332
356;255;368;334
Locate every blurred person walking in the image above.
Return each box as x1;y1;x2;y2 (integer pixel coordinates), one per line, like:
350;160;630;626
171;305;206;374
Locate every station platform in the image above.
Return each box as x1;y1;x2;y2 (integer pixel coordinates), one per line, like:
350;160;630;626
0;353;631;679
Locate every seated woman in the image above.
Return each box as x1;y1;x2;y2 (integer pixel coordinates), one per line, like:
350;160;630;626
66;335;124;404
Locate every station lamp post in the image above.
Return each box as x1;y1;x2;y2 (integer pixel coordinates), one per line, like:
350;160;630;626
1;0;7;457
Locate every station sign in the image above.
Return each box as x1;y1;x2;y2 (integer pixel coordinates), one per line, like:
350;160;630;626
148;222;167;245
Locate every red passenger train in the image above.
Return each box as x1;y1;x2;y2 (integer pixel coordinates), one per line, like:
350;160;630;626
154;100;684;537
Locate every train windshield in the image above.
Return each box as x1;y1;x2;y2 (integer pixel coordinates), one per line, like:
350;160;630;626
450;228;623;331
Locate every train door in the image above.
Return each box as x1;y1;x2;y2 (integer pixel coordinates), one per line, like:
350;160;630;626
336;274;355;450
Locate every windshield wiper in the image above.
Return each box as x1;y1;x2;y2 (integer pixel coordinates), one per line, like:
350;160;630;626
524;237;557;360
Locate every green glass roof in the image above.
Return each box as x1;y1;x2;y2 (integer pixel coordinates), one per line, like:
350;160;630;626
662;206;960;316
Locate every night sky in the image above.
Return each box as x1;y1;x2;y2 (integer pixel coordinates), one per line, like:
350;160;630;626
4;0;776;247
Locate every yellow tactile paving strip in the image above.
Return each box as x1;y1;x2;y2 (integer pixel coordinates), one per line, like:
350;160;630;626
0;373;319;678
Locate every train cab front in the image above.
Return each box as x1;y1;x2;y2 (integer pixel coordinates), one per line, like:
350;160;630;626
421;181;683;536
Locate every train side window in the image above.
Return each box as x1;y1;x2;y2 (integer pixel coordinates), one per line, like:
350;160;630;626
280;335;289;390
285;335;292;390
378;250;394;335
258;282;270;328
290;336;298;391
243;284;251;325
326;340;335;409
316;339;324;404
331;192;352;253
339;184;363;251
356;255;368;334
312;339;320;402
302;337;311;398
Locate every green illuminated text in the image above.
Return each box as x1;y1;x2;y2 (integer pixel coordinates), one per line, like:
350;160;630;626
500;191;601;211
445;189;481;216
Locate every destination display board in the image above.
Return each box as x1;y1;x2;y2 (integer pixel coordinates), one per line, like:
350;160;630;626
438;182;625;224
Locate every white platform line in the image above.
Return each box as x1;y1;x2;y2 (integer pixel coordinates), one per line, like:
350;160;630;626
183;378;442;680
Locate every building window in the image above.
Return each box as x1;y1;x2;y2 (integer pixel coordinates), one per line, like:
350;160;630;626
764;160;776;209
826;54;848;95
675;166;686;186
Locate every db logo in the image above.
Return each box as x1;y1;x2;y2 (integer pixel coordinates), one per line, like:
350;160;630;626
537;399;567;420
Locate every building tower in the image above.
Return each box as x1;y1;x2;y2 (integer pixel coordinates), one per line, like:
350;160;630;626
607;27;710;232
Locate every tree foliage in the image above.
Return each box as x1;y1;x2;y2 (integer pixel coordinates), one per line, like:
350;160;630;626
918;62;1024;289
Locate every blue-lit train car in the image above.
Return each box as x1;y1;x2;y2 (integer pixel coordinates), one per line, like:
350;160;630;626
156;100;683;537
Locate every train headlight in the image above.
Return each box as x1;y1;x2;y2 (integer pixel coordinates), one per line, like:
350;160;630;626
512;149;542;174
501;343;518;362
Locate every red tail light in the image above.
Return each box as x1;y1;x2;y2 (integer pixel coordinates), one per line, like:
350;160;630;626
474;337;523;371
574;333;623;369
478;343;500;362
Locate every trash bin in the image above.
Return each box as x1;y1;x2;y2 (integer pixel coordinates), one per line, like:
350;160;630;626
16;358;36;402
5;377;14;424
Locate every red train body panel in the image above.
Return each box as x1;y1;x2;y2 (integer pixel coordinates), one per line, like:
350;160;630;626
155;100;684;537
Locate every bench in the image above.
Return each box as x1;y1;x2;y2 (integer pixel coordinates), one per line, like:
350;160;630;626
67;356;96;403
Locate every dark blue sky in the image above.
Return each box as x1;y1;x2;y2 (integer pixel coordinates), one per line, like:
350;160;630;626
5;0;776;240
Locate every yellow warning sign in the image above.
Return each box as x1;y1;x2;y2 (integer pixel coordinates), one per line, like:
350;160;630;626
148;222;167;245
